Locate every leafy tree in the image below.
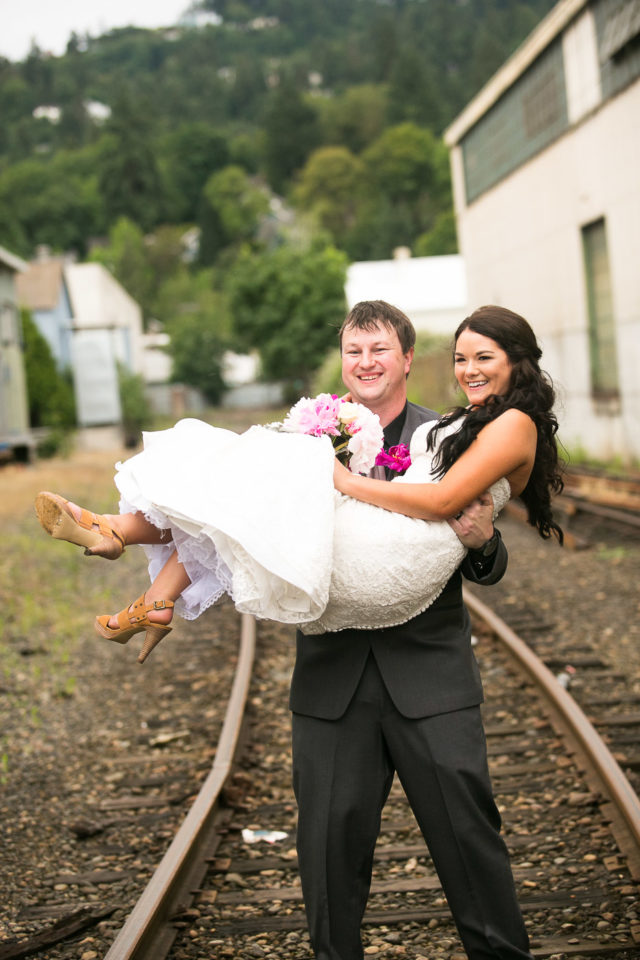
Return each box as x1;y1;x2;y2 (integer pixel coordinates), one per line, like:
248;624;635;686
91;219;195;325
362;123;450;208
0;0;558;257
387;47;443;131
263;78;321;193
228;55;268;120
90;218;154;319
163;274;231;404
0;150;103;257
97;88;164;231
227;239;348;391
346;122;453;256
21;44;54;104
57;94;93;148
293;146;365;239
363;6;398;82
414;210;458;257
198;165;270;263
344;195;417;261
316;84;388;154
0;71;33;137
228;129;263;174
168;313;228;404
163;123;230;223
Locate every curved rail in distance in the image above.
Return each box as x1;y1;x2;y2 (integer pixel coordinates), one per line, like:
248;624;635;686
104;613;257;960
464;588;640;878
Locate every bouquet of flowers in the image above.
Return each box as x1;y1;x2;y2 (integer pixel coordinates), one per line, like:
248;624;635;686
279;393;384;475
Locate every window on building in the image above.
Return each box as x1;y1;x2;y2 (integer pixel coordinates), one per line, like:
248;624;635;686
600;0;640;61
581;218;620;399
596;0;640;98
461;40;568;203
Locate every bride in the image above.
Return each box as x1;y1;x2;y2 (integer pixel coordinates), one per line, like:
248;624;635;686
35;304;563;662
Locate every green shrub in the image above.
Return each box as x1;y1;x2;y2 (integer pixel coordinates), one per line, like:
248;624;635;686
117;363;154;447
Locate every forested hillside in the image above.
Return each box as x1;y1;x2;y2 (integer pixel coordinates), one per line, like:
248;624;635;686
1;0;555;396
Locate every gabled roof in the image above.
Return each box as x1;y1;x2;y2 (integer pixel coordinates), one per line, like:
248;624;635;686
65;262;141;326
15;259;67;311
0;245;28;273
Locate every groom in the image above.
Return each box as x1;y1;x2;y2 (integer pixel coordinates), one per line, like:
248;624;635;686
290;300;532;959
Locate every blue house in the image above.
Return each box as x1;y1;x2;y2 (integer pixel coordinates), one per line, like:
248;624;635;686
15;253;74;371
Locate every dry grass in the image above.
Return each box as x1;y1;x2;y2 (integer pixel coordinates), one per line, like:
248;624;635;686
0;410;262;700
0;448;126;520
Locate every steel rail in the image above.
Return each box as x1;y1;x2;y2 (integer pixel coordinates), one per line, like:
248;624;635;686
104;612;257;960
464;588;640;872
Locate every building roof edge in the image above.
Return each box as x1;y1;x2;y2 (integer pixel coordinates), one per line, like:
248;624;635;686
444;0;588;146
0;245;29;273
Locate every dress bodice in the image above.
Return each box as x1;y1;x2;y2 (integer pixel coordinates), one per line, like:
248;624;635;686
301;420;510;634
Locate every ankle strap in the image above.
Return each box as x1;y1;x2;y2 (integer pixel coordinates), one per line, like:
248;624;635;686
150;599;174;610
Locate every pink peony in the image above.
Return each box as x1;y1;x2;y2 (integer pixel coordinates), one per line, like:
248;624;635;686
279;393;384;474
282;393;341;437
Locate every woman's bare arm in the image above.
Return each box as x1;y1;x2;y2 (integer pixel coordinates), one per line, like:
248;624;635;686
333;409;537;520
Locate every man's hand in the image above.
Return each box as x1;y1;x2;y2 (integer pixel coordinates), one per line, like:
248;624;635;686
447;492;495;550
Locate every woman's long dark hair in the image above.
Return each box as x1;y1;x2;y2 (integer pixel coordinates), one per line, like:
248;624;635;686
427;305;564;542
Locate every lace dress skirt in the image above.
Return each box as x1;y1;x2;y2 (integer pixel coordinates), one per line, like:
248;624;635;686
114;418;510;634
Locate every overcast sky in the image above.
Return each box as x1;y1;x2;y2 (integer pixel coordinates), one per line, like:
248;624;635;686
0;0;191;62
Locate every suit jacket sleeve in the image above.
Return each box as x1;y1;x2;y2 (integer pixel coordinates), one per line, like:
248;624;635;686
460;529;507;585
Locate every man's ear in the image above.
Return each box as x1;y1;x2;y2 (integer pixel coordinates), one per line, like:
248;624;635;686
404;347;415;377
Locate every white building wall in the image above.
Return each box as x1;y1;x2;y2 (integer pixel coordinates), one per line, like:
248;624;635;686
65;263;144;372
64;262;145;427
451;78;640;461
562;8;602;123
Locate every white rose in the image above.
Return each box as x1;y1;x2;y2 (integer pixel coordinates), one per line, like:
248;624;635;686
338;401;360;423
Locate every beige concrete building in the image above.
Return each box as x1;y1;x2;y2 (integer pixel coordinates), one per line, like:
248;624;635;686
0;246;33;459
444;0;640;462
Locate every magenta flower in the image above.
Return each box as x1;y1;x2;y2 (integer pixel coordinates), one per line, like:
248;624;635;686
375;443;411;474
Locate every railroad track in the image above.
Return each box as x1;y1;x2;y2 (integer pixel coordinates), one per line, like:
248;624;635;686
562;467;640;517
91;595;640;960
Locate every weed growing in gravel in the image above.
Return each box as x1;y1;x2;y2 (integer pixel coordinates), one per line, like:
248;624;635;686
596;545;629;562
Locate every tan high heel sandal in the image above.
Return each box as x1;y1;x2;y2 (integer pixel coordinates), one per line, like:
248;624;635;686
35;491;126;559
95;594;174;664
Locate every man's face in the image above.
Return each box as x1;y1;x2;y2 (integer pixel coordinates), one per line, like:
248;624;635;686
341;322;413;415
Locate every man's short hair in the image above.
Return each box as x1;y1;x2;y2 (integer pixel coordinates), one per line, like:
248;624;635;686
339;300;416;354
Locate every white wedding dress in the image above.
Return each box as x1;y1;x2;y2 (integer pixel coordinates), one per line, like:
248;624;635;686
114;418;510;634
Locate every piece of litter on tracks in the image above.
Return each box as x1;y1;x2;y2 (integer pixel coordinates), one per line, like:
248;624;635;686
242;828;288;844
556;665;576;689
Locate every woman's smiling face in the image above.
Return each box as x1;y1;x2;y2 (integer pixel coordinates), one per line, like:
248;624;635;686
454;329;513;405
